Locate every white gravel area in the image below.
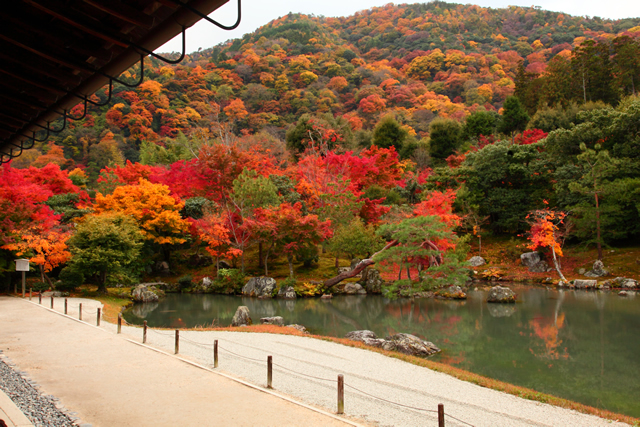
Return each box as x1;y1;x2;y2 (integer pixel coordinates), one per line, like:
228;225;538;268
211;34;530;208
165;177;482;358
42;298;630;427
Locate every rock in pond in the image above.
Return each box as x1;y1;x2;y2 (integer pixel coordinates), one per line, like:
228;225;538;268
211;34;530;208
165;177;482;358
242;277;276;298
468;256;486;267
260;316;284;326
487;286;517;303
345;330;378;342
231;306;252;326
132;284;165;303
382;333;441;357
360;268;384;294
618;291;629;297
343;283;367;295
435;285;467;300
277;285;296;299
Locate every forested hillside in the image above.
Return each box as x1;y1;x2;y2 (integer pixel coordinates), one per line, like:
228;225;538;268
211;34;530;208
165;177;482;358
2;2;640;290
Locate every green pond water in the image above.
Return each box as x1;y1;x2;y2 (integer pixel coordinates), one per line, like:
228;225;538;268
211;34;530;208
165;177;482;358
123;286;640;418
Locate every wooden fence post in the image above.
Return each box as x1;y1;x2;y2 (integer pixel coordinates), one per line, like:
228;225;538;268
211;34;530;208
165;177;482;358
29;288;32;301
214;340;218;368
267;356;273;389
143;321;147;343
50;296;54;309
64;298;67;315
117;313;122;333
79;303;82;321
97;308;101;326
175;330;179;354
38;293;42;304
438;403;445;427
337;374;344;414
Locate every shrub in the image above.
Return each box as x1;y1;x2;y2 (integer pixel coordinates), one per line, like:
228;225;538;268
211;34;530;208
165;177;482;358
213;269;245;294
177;275;192;292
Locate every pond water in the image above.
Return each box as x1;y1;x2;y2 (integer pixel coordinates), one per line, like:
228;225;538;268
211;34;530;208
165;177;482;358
123;286;640;418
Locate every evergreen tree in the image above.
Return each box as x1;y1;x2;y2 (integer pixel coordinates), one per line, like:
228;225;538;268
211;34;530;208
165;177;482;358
498;96;529;143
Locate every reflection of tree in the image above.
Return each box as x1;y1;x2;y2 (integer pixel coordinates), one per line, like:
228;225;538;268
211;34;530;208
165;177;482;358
528;313;570;360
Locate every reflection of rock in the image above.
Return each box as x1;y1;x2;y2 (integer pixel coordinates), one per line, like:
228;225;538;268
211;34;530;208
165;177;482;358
382;333;441;357
131;302;159;318
487;286;517;303
285;300;295;312
345;330;377;341
487;303;516;317
242;277;277;298
132;284;165;303
619;291;629;297
231;306;252;326
468;256;486;267
260;316;284;326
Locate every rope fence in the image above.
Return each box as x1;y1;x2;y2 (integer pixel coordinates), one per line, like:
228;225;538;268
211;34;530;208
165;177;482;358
31;294;476;426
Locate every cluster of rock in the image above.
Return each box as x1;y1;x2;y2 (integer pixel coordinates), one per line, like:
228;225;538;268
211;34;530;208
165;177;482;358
131;283;165;303
559;276;637;291
582;260;609;277
230;306;308;333
242;277;277;298
435;285;467;300
345;330;441;357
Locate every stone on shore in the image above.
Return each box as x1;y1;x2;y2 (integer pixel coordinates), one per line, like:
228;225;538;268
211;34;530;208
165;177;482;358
487;286;517;303
343;283;367;295
231;306;252;326
520;252;541;268
468;256;486;267
277;285;297;299
242;277;276;298
573;279;597;290
382;333;441;357
435;285;467;299
132;284;165;303
360;268;384;294
345;330;378;341
260;316;284;326
286;324;309;334
584;260;609;277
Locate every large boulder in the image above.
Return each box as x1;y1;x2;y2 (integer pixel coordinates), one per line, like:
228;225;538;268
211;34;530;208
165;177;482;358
381;333;441;357
154;261;171;276
584;260;609;277
529;260;550;273
231;306;252;326
602;277;637;289
435;285;467;300
345;330;378;342
343;283;367;295
487;286;517;303
468;256;486;267
573;279;597;290
520;252;541;268
131;284;165;303
277;286;297;299
286;324;309;334
360;268;384;294
242;277;277;298
260;316;284;326
192;277;214;293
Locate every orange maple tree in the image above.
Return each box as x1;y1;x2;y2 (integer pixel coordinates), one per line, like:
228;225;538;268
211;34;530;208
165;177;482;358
526;207;568;282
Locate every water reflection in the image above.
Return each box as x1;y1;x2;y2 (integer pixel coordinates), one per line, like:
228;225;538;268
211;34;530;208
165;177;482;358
123;286;640;417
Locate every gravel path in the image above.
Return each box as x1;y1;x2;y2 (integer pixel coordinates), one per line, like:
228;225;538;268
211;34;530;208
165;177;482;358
0;355;76;427
107;320;629;427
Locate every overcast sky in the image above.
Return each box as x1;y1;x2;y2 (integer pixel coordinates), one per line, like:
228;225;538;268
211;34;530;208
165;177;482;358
156;0;640;54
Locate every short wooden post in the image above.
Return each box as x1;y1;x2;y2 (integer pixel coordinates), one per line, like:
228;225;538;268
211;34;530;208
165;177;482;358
21;272;25;297
50;296;54;309
79;303;82;321
438;403;445;427
267;356;273;389
117;314;122;333
97;308;101;326
29;288;32;301
175;330;179;354
143;321;147;343
213;340;218;368
337;374;344;414
64;298;67;315
38;293;42;304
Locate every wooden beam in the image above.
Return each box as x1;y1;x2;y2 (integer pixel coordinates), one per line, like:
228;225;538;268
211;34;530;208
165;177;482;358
82;0;155;28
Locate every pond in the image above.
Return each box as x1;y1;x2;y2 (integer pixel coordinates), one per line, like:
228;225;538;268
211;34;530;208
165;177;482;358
123;285;640;418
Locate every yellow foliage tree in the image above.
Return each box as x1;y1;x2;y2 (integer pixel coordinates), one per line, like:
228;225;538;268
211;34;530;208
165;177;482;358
93;179;189;253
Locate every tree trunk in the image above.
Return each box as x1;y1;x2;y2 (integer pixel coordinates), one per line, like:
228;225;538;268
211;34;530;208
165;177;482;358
335;254;339;269
258;242;263;268
216;257;220;279
39;265;45;283
324;240;399;289
41;265;54;289
551;246;567;283
287;254;294;278
264;248;271;276
97;271;108;294
594;180;602;260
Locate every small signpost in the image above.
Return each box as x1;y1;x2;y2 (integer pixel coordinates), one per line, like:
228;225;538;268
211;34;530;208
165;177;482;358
15;259;29;298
